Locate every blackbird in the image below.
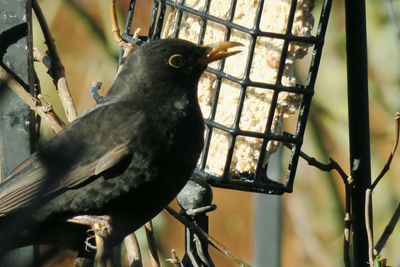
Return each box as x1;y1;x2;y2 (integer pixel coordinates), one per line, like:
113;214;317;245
0;38;241;251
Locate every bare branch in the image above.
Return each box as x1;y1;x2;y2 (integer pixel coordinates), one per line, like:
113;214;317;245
343;177;353;267
32;0;78;122
0;65;64;134
371;112;400;190
365;189;374;267
90;81;104;104
124;233;143;267
296;148;349;184
166;249;183;267
164;206;252;267
109;0;136;59
33;47;51;69
109;0;125;47
144;221;160;267
37;94;65;128
286;143;354;266
74;257;95;267
343;211;352;267
374;202;400;256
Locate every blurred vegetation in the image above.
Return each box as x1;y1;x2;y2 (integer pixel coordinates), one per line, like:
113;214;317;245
32;0;399;266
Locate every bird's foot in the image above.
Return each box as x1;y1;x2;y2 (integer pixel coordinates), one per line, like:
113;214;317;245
68;215;113;265
68;215;113;237
84;231;97;252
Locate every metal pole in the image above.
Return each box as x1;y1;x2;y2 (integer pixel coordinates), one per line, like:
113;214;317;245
253;149;282;267
177;176;216;267
0;0;37;266
344;0;372;266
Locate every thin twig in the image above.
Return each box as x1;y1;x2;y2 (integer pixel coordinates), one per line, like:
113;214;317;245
33;47;51;69
365;189;374;267
124;233;143;267
94;235;107;267
284;143;349;182
362;112;400;265
165;249;183;267
32;70;42;138
109;0;136;59
37;94;65;125
90;81;103;104
371;112;400;190
164;206;252;267
374;202;400;256
296;147;349;184
33;46;68;130
0;65;64;134
343;210;352;267
291;145;353;267
144;221;161;267
32;0;78;122
109;0;125;47
343;178;353;267
74;257;95;267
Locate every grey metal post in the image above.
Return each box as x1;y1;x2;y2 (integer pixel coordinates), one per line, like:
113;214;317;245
253;149;282;267
0;0;36;266
177;176;216;267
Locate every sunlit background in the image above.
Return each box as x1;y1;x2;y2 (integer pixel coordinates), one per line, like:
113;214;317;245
31;0;400;266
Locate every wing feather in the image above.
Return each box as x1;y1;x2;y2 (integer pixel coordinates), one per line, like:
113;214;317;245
0;101;144;216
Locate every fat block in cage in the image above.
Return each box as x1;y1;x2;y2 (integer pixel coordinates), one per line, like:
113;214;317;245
132;0;332;193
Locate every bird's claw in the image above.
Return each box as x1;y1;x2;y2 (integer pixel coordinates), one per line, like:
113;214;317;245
68;215;113;249
185;204;217;216
84;235;97;252
87;228;95;234
85;224;110;239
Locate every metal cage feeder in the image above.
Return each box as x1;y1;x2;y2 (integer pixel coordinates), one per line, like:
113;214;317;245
122;0;332;195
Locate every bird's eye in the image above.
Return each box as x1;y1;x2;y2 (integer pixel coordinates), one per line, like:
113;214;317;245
168;54;186;69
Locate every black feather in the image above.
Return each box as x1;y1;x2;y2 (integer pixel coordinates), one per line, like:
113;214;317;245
0;38;237;251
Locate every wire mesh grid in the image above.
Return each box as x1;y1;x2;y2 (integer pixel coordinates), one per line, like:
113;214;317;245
123;0;332;194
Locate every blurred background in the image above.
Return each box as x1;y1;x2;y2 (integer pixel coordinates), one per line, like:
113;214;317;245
30;0;400;266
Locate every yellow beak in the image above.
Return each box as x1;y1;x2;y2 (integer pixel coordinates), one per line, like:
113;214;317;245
199;41;243;66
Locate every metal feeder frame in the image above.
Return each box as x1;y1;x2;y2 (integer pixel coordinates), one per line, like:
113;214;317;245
122;0;332;195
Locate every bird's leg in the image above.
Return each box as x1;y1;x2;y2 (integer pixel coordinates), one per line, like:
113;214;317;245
84;232;97;251
67;215;113;266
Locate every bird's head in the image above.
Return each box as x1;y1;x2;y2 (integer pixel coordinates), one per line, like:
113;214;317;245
127;38;241;90
108;39;241;103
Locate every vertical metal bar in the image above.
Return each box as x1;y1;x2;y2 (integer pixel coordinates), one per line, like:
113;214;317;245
172;0;184;38
152;1;166;39
197;0;211;45
124;0;136;36
148;1;160;38
253;149;282;267
344;0;372;266
177;177;215;267
0;0;36;266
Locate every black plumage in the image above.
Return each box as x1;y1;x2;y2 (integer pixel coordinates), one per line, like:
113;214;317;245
0;38;241;249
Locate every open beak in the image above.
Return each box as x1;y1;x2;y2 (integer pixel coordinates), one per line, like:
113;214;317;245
199;41;243;66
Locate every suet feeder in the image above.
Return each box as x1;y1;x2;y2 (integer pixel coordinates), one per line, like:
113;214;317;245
122;0;332;194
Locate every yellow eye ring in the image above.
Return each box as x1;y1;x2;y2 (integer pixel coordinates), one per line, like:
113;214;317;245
168;54;185;69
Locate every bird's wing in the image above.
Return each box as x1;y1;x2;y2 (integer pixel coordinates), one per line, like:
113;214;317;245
0;101;143;216
61;143;131;189
95;143;130;176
